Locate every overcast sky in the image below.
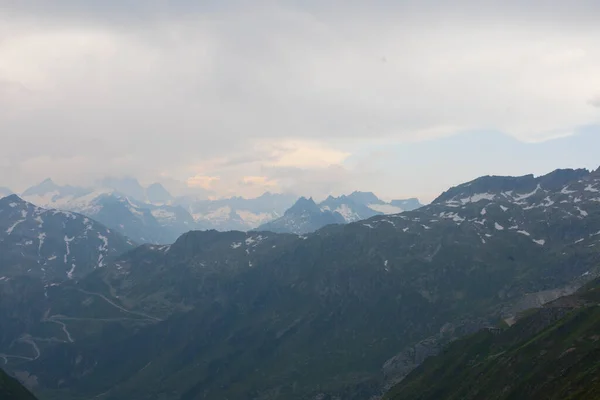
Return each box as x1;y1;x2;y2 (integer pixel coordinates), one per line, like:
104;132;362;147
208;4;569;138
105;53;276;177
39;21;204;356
1;1;599;202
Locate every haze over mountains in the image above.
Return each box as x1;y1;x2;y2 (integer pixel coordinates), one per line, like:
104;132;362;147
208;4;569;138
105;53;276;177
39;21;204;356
3;177;422;243
2;166;600;399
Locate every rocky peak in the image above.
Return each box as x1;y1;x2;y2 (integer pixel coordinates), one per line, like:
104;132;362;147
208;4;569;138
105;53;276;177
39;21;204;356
146;183;172;204
286;197;320;216
347;191;381;205
0;193;26;207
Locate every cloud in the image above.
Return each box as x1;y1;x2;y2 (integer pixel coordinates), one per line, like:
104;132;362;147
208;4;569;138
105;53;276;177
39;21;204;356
186;175;220;190
241;176;278;187
1;1;600;197
262;140;351;169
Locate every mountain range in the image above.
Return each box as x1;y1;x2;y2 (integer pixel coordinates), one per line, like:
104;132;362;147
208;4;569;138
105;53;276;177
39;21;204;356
257;193;422;234
9;177;421;242
1;166;599;399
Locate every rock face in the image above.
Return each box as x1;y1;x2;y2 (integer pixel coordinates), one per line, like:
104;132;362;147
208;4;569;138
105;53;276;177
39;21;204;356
2;167;600;400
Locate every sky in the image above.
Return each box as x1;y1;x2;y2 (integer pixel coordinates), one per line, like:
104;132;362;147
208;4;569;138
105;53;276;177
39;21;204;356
1;1;599;202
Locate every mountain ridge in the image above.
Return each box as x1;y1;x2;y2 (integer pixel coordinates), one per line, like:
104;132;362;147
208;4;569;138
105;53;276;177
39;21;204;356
258;192;423;234
2;166;599;400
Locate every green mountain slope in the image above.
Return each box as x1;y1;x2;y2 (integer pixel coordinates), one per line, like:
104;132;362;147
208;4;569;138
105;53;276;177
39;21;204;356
0;368;37;400
385;279;600;400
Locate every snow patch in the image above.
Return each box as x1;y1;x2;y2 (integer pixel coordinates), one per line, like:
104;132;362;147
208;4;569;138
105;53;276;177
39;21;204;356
517;230;531;236
236;210;276;226
457;193;495;204
499;205;508;212
97;233;109;267
64;236;74;264
38;233;46;254
67;263;76;279
494;222;504;231
6;219;24;234
584;184;599;193
151;209;176;221
514;184;542;201
533;239;546;246
540;196;555;207
335;204;361;222
438;211;465;223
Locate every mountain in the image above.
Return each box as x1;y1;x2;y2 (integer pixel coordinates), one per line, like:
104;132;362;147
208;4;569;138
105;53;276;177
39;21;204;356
0;194;134;282
3;167;600;400
258;196;346;234
21;180;194;244
83;194;179;244
21;178;89;200
0;194;135;372
146;183;173;205
97;177;147;203
384;277;600;400
259;192;422;234
178;192;298;231
320;193;382;222
0;368;37;400
99;177;175;205
20;179;298;239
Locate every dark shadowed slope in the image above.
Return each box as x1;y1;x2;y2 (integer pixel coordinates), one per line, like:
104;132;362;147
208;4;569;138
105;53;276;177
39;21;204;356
0;368;37;400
